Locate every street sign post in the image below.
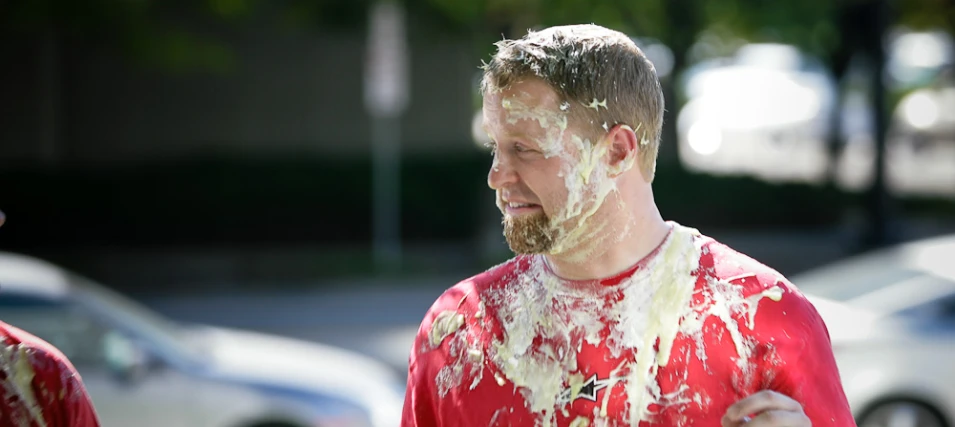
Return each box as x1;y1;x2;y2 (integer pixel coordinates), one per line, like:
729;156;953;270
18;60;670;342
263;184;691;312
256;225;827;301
364;1;409;271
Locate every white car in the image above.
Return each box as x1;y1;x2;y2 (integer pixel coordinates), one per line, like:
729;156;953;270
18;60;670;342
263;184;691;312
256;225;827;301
0;251;405;427
883;72;955;198
676;43;836;184
793;234;955;427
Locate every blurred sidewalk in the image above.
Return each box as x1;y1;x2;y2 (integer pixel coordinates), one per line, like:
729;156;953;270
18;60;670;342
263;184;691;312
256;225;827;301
145;282;450;376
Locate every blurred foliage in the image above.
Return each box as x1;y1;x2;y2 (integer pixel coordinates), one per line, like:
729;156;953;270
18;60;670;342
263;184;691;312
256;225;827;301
2;0;950;72
0;0;369;73
428;0;951;62
1;0;235;72
899;0;955;32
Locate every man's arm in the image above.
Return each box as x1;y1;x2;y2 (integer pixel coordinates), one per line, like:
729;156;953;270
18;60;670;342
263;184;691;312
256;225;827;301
751;287;857;427
401;354;438;427
6;323;102;427
53;358;101;427
401;282;479;427
401;306;443;427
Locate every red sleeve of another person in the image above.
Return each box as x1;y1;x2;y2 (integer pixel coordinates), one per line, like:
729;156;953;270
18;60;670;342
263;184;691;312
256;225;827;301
2;322;101;427
755;285;857;427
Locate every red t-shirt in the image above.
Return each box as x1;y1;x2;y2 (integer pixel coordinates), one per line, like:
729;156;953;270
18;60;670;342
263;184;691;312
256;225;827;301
0;321;101;427
402;224;855;426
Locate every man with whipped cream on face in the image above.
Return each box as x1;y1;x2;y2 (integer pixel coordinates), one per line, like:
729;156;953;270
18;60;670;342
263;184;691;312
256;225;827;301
402;24;855;427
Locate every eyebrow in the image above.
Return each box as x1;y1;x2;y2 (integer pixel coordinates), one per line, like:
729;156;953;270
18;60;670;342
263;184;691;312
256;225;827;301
485;124;536;141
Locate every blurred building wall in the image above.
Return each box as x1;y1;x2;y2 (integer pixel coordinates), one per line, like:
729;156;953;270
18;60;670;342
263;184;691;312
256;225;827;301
0;25;477;167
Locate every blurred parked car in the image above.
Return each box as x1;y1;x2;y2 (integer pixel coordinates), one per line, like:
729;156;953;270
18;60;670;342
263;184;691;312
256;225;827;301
678;32;955;199
676;43;836;184
792;234;955;427
885;67;955;198
0;251;405;427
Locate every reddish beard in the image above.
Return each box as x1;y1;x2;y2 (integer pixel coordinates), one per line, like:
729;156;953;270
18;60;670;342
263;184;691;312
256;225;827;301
502;211;555;254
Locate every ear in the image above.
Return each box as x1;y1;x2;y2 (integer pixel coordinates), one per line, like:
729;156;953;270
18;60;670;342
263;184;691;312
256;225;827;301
605;124;639;176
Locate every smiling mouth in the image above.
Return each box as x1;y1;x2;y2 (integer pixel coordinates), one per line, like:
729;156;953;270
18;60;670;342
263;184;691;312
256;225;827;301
505;202;542;214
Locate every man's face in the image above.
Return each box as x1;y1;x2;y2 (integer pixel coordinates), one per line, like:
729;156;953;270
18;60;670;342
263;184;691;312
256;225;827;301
483;79;603;254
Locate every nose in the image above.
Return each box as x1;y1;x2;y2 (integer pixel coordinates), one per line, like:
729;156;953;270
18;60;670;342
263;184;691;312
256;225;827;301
487;154;518;190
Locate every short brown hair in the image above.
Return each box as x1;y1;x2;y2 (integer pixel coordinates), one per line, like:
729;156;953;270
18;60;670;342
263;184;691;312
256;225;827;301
481;24;665;181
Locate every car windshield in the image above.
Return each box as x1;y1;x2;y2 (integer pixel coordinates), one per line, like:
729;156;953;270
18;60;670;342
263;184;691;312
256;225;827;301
68;273;206;364
792;236;955;316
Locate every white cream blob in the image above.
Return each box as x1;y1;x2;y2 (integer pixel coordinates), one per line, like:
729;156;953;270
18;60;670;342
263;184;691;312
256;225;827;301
429;311;465;347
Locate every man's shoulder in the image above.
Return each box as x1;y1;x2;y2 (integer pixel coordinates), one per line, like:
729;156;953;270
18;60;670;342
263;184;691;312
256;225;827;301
0;321;100;426
0;321;86;402
425;256;526;312
697;234;790;292
1;321;75;372
695;234;822;328
409;257;525;364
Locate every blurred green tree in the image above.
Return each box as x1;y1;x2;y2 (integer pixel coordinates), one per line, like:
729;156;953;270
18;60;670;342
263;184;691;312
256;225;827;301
4;0;948;75
0;0;372;73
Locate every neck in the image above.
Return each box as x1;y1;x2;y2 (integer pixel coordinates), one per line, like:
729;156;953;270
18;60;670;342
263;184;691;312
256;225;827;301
544;191;670;281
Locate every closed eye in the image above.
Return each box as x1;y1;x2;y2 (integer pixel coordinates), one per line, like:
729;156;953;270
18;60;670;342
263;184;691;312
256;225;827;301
513;143;540;155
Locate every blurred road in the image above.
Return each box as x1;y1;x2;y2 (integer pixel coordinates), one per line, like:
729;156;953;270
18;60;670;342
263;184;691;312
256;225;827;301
141;221;955;378
144;281;453;377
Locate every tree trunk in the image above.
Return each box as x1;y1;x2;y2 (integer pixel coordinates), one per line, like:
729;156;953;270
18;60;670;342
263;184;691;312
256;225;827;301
860;0;897;250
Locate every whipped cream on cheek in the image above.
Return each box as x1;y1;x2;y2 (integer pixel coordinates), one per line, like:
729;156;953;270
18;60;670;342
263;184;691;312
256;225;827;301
547;134;618;260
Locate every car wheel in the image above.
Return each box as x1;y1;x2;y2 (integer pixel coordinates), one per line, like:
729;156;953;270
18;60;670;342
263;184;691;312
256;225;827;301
859;401;947;427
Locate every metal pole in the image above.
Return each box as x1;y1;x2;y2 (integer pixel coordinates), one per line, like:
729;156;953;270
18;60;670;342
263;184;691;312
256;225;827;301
365;1;407;270
372;115;401;269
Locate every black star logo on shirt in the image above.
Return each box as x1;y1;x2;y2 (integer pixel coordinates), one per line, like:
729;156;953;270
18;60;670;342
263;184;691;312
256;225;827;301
558;373;612;404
